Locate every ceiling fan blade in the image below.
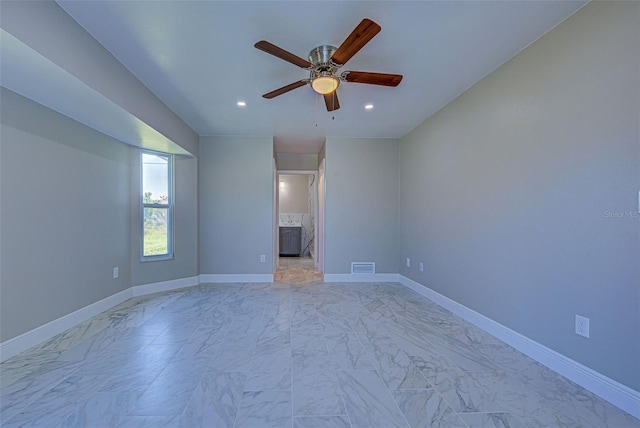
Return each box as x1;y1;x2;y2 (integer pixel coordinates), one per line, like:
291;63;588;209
263;80;308;99
255;40;313;69
343;71;403;87
330;19;381;66
323;91;340;112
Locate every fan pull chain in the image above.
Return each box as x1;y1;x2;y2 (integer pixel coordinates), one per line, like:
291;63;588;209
332;92;335;120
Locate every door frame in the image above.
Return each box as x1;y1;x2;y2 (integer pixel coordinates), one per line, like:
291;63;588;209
317;159;325;273
276;169;319;270
273;158;279;272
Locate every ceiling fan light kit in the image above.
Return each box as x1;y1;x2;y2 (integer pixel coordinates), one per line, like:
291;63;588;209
311;74;339;95
255;18;402;111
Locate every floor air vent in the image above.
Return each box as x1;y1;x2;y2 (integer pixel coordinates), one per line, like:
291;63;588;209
351;262;375;275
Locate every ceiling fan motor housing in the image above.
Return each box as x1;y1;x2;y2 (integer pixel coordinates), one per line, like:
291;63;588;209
308;45;338;68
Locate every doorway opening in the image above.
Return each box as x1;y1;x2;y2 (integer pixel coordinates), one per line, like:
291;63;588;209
274;170;323;284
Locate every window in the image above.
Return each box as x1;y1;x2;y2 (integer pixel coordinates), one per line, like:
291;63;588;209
141;150;173;260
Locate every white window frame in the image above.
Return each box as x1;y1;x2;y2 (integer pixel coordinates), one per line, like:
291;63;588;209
140;149;174;261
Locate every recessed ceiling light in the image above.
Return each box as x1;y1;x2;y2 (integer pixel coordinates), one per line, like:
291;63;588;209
365;104;374;110
237;101;246;107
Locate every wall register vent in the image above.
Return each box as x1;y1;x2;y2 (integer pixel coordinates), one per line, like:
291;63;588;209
351;262;375;275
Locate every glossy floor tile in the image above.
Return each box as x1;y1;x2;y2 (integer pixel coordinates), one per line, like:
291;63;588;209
1;281;638;427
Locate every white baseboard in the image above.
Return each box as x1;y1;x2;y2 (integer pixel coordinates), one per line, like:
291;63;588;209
0;288;132;362
324;273;400;283
398;275;640;420
199;274;274;283
131;276;199;297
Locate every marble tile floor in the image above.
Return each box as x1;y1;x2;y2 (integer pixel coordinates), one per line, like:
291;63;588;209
274;256;323;285
1;281;638;427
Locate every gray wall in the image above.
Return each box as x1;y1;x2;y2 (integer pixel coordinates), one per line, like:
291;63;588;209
324;138;399;274
398;2;639;390
199;136;274;274
130;155;198;286
276;153;318;171
279;175;309;214
0;89;132;341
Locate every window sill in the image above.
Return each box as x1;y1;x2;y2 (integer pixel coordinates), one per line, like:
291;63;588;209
140;255;174;263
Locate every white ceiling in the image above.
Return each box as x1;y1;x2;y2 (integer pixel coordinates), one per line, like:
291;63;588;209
54;1;585;154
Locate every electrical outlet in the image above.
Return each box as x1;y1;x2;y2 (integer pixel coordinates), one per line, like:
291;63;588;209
406;258;410;267
419;262;424;272
575;314;590;338
113;267;119;279
260;254;266;263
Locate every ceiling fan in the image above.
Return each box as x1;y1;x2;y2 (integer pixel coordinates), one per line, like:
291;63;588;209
255;18;403;112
